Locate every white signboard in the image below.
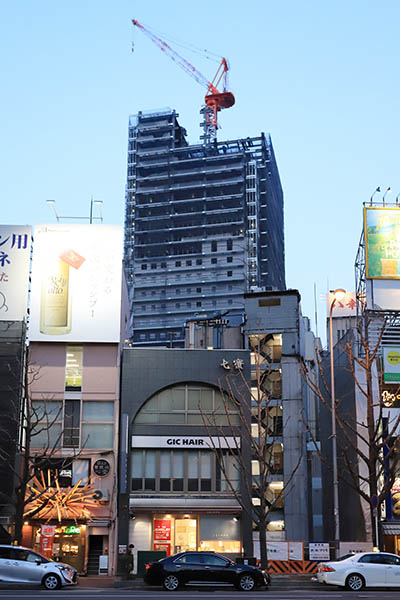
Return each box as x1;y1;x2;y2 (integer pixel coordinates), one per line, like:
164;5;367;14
339;541;372;556
0;225;31;321
326;292;357;317
132;436;240;449
309;542;330;561
267;541;289;561
289;541;303;560
30;224;123;342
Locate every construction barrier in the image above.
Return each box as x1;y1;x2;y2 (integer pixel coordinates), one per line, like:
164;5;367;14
266;560;319;574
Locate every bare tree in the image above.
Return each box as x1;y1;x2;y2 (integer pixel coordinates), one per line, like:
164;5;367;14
200;343;303;569
302;317;400;548
0;347;85;543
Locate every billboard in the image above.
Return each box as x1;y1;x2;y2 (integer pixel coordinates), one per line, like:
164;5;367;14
0;225;31;321
30;224;123;342
326;291;356;317
364;207;400;279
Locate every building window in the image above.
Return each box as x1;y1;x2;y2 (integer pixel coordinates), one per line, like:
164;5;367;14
31;400;114;450
211;258;217;264
65;346;83;391
141;291;146;296
227;257;233;263
187;288;192;293
141;264;147;270
228;299;233;305
133;384;239;426
161;262;167;269
212;286;216;293
63;399;80;447
196;287;202;293
176;289;180;295
186;260;192;266
151;263;157;270
175;303;180;308
227;271;232;277
176;261;181;267
196;259;202;265
211;241;217;252
131;449;239;493
141;305;146;311
227;239;232;251
186;302;191;308
196;301;202;307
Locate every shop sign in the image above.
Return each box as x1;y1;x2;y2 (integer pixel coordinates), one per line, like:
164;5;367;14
220;358;244;371
154;519;171;541
132;435;240;449
309;542;330;561
40;524;56;559
65;525;80;534
383;347;400;383
381;384;400;407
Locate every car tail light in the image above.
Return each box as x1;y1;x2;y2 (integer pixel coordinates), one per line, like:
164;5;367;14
321;566;336;572
145;563;152;570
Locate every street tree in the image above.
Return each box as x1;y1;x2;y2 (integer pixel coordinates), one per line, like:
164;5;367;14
302;316;400;548
200;341;303;569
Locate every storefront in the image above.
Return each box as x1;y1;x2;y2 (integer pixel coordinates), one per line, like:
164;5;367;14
22;522;86;573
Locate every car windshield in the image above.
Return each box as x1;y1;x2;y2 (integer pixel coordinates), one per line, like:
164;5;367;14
335;553;356;561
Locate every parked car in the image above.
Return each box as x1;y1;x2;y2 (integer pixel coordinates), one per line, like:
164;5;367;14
317;551;400;591
0;545;78;589
144;550;270;591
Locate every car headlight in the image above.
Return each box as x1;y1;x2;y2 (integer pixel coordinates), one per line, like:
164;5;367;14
56;566;74;577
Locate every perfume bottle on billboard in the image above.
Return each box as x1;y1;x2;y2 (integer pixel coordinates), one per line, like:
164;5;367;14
40;249;85;335
40;257;71;334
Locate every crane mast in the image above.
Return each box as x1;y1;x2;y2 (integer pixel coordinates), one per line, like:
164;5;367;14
132;19;235;145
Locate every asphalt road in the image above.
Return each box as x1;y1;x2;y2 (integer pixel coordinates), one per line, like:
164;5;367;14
2;589;400;599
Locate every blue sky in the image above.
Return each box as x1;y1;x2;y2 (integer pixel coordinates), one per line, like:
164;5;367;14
1;1;399;343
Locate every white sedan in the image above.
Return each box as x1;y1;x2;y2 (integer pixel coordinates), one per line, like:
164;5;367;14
317;552;400;591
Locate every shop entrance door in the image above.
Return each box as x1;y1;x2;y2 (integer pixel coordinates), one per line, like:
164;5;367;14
174;519;197;554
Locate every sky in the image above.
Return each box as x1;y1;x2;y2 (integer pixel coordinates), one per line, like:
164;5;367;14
1;1;399;345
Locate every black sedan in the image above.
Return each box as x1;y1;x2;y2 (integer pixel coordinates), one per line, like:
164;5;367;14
144;551;270;591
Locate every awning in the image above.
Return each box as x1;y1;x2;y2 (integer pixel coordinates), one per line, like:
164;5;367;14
129;497;241;513
381;521;400;535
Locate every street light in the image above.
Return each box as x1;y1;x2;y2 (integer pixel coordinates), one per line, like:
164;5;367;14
329;288;346;559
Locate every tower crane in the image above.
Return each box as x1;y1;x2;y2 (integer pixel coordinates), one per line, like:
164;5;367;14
132;19;235;145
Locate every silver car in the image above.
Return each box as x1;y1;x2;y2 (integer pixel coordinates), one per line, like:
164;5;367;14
0;545;78;589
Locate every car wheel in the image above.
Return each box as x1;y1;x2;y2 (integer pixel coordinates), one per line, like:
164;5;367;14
237;574;256;591
42;573;62;590
345;573;365;591
163;574;180;591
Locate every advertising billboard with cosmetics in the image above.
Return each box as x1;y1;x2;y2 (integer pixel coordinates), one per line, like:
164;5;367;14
30;224;123;342
0;225;31;321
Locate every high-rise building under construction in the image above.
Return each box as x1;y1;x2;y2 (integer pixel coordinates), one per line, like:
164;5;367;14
124;108;285;347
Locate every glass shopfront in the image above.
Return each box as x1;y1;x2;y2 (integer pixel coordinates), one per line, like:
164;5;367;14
152;514;241;556
33;523;86;572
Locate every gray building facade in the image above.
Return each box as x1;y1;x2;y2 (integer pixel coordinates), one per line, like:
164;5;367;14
244;290;323;542
117;348;253;576
124;108;285;347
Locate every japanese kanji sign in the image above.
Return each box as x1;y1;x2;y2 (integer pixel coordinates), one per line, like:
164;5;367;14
326;291;357;317
0;225;31;321
30;224;123;342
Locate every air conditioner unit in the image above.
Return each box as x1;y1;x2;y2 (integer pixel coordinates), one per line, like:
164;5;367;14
93;489;110;504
